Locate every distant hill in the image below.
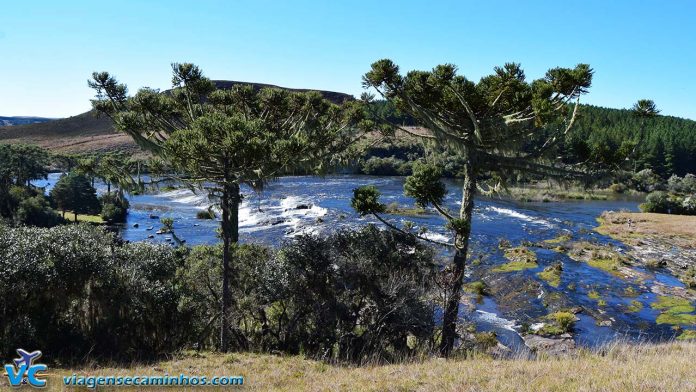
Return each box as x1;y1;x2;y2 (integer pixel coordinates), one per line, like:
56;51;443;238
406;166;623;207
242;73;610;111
0;116;54;126
0;81;354;154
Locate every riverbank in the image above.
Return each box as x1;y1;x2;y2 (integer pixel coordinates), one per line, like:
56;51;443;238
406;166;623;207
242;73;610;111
503;184;643;203
596;211;696;288
37;342;696;391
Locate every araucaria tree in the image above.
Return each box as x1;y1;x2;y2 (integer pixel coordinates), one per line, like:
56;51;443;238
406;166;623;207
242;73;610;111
354;60;593;356
89;63;365;351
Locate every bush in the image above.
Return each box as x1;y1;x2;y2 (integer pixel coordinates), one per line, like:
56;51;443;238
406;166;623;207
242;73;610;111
360;156;412;176
1;222;439;364
609;183;628;194
537;312;576;335
549;312;576;333
180;225;437;363
15;195;64;227
640;191;677;213
632;169;663;192
0;224;190;361
682;196;696;215
99;193;130;223
196;209;215;219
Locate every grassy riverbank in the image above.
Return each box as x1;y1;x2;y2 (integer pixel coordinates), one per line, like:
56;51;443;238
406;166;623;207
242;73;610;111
35;342;696;391
596;211;696;248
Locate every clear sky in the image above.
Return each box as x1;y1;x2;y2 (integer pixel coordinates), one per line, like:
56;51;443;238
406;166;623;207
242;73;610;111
1;0;694;119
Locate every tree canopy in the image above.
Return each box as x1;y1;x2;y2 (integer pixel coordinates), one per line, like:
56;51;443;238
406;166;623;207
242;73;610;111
90;62;366;351
357;59;594;356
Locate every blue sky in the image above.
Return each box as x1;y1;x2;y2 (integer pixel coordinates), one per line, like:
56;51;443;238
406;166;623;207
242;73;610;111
1;0;694;119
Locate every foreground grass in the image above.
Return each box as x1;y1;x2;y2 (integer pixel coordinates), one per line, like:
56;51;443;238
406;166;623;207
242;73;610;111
36;342;696;391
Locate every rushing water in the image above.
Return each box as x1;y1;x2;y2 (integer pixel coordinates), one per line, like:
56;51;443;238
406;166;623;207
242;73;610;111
35;173;693;349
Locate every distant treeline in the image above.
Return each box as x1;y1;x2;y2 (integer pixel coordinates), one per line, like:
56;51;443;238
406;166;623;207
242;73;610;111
567;105;696;177
365;101;696;178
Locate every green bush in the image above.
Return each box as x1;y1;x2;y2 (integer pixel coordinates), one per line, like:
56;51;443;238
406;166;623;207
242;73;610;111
549;311;576;333
640;191;677;213
1;222;438;364
99;193;130;223
360;156;412;176
0;224;190;361
609;183;627;193
180;225;437;362
196;209;216;219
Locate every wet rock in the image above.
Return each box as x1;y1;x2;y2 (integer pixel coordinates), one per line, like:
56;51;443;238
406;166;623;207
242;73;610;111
597;319;613;327
522;334;575;356
156;230;164;235
146;226;153;231
295;204;312;210
133;223;139;228
147;235;155;239
149;214;159;219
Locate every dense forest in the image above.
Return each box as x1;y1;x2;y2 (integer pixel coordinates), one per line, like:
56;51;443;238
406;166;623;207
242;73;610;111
364;101;696;178
567;105;696;177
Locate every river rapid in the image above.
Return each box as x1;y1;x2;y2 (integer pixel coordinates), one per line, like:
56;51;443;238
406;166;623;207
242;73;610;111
36;174;694;351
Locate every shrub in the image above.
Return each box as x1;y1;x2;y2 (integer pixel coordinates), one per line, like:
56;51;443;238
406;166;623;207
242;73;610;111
15;195;64;227
360;156;412;176
0;223;190;361
640;191;677;213
537;312;577;335
632;169;663;192
609;183;628;194
99;193;130;223
196;209;216;219
180;225;437;363
682;196;696;215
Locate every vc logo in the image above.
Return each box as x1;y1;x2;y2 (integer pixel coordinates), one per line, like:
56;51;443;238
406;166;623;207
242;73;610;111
4;349;47;388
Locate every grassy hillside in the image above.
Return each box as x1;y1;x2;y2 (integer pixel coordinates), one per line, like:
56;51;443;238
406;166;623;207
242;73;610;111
0;81;353;153
33;342;696;391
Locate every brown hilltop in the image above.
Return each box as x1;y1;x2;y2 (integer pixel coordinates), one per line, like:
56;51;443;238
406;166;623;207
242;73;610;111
0;81;353;154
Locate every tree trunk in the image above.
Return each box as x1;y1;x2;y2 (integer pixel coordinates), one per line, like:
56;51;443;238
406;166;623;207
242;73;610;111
74;211;78;223
440;162;476;357
220;180;240;352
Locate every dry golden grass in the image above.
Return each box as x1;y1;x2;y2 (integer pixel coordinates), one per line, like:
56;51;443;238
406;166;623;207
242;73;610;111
597;212;696;248
27;342;696;391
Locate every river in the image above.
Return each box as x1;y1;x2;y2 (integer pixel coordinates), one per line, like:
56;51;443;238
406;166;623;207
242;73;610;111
35;173;693;351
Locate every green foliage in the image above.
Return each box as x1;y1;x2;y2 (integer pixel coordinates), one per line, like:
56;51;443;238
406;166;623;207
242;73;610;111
640;191;695;215
473;332;498;349
15;194;64;227
627;300;643;313
0;144;52;220
351;186;386;215
464;281;488;296
493;247;538;272
651;296;696;326
537;263;562;287
537;312;576;335
160;217;174;233
50;172;100;220
180;225;437;362
196;209;216;219
0;224;190;360
359;156;412;176
99;192;130;223
403;162;447;207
